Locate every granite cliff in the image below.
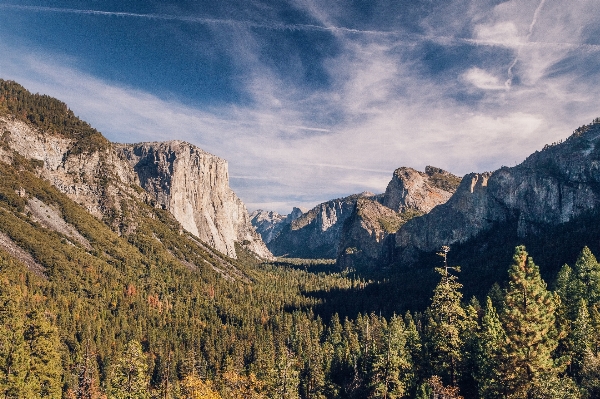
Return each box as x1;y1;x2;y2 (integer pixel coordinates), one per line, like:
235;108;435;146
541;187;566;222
267;193;377;258
117;141;271;259
337;166;461;269
383;166;461;212
395;121;600;263
0;80;270;259
0;115;140;223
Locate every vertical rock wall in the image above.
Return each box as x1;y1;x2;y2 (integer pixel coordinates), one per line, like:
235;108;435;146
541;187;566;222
117;141;272;259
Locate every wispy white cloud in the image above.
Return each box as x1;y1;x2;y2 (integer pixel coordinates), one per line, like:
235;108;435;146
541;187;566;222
462;67;505;90
504;0;547;88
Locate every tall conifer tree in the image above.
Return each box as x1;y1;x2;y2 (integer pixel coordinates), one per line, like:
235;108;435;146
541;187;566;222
475;297;509;399
425;246;466;387
573;247;600;306
500;246;562;397
368;315;413;399
571;299;592;381
107;340;149;399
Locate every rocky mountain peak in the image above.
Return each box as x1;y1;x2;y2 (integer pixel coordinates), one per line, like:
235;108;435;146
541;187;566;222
250;207;308;244
383;166;461;213
394;119;600;263
336;167;460;270
287;207;307;222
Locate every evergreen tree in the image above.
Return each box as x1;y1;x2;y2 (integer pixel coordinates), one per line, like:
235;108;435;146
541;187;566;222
553;264;574;367
298;324;326;399
554;264;573;303
24;310;62;398
107;340;149;399
459;298;480;398
76;341;102;399
580;351;600;398
221;367;266;399
180;374;222;399
500;246;562;397
425;246;466;387
368;315;413;399
572;247;600;306
558;247;600;323
565;298;600;398
327;317;362;398
403;312;422;385
571;299;592;381
475;297;509;399
0;284;30;399
486;283;504;315
268;344;299;399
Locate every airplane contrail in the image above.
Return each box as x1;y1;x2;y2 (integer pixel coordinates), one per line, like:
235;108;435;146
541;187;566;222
505;0;547;89
0;4;401;36
3;3;599;53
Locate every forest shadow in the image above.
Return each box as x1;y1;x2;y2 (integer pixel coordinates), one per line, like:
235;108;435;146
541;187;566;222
269;258;339;275
282;209;600;324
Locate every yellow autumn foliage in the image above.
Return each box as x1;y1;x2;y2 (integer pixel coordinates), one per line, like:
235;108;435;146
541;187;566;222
180;375;222;399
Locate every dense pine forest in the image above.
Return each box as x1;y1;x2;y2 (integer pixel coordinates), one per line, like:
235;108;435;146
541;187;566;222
1;80;600;398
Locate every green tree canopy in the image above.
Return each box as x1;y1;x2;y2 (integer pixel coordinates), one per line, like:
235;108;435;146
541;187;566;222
500;246;563;397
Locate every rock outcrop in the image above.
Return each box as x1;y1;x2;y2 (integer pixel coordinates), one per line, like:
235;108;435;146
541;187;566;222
250;207;305;244
117;141;272;259
268;193;376;258
395;122;600;262
383;166;461;213
0;115;141;221
336;198;400;269
337;166;461;269
0;114;271;260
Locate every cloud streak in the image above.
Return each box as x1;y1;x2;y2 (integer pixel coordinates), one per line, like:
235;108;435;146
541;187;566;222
0;4;402;36
3;4;600;53
505;0;548;88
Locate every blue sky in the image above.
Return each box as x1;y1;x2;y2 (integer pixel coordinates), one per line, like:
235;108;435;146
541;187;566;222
1;0;600;214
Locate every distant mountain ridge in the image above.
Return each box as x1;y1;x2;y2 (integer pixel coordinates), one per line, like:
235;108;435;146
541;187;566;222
264;166;461;263
266;192;377;258
250;207;305;244
338;166;461;269
394;120;600;264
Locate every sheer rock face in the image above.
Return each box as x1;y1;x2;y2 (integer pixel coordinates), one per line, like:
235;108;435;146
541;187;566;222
250;207;305;244
117;141;272;259
337;166;460;269
0;116;271;259
395;123;600;262
268;193;376;259
0;116;140;220
337;198;399;270
383;166;461;213
250;210;286;244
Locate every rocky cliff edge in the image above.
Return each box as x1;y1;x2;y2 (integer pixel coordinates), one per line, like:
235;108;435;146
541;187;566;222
395;121;600;262
116;141;272;259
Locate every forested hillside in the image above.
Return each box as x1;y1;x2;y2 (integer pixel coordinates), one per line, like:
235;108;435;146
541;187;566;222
1;81;599;398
